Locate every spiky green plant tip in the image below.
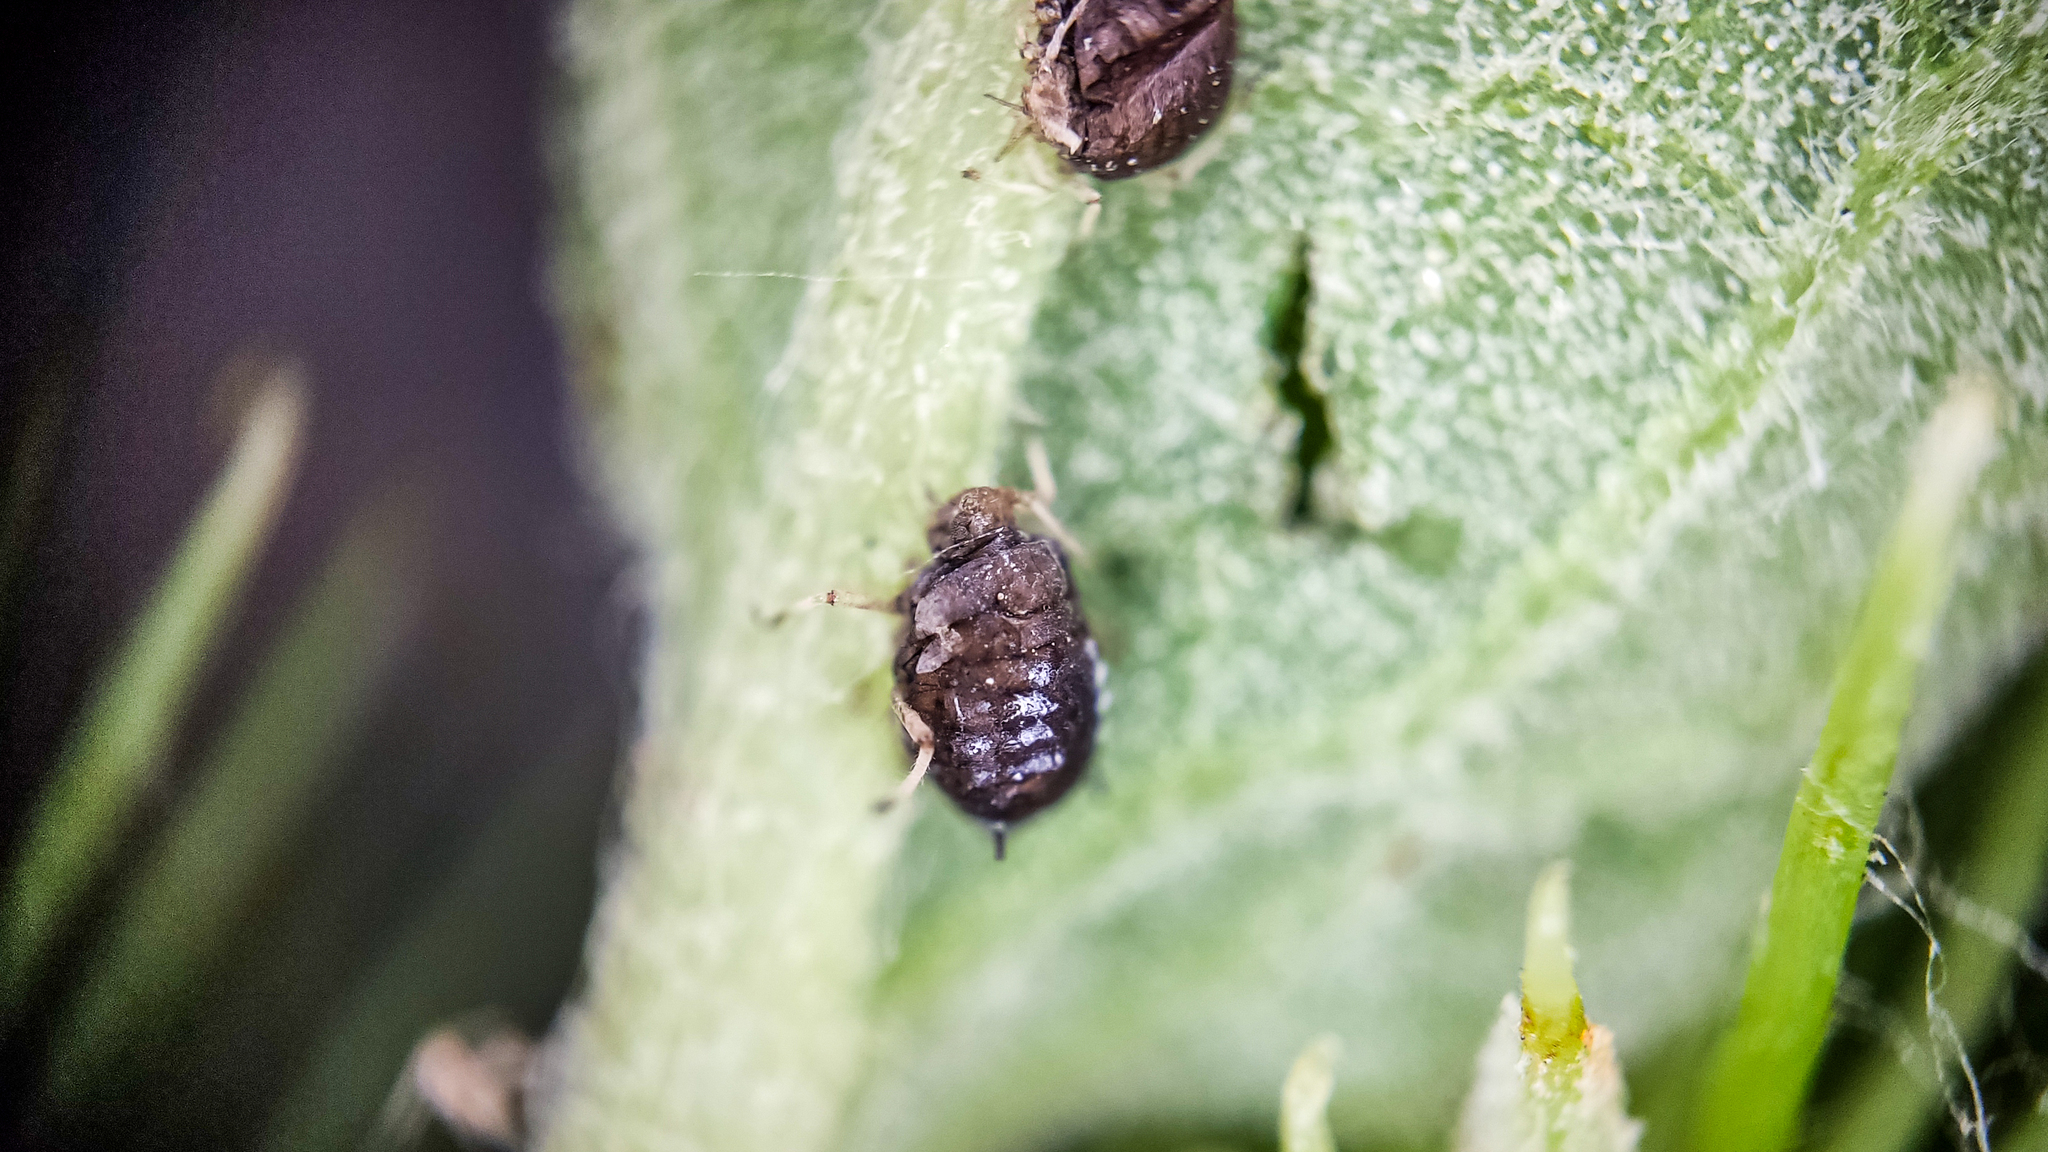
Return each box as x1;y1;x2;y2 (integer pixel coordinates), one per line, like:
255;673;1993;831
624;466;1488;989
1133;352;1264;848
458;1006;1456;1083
1520;862;1587;1066
1456;863;1640;1152
1280;1034;1342;1152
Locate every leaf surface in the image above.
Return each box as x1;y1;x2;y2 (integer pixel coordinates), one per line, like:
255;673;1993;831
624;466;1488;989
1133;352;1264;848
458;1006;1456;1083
558;1;2048;1149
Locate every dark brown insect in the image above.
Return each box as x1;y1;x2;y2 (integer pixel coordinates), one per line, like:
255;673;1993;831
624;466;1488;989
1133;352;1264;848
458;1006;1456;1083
884;486;1100;859
1020;0;1236;179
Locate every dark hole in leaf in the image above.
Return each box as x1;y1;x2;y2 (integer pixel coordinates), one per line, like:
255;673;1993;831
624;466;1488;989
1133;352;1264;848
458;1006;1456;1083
1265;237;1334;525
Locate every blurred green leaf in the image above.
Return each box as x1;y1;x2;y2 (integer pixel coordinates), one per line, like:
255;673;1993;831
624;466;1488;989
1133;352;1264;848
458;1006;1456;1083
257;703;617;1152
552;1;2048;1149
46;502;417;1098
2003;1110;2048;1152
2;370;305;1010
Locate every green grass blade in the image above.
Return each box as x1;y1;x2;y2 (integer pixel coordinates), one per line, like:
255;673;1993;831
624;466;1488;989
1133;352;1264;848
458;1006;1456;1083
1;370;305;1010
46;506;414;1096
1808;652;2048;1152
1690;381;2003;1152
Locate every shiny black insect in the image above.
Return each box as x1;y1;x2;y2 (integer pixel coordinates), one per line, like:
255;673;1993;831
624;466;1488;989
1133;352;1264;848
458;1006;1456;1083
1020;0;1236;179
883;486;1100;859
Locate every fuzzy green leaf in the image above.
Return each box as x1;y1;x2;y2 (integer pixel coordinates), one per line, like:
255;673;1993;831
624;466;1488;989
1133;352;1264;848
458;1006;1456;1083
553;1;2048;1149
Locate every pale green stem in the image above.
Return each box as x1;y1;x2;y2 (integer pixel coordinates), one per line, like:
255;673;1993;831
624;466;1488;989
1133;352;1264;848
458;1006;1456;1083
1690;381;2003;1152
1281;1035;1341;1152
1;369;305;1010
536;1;1079;1149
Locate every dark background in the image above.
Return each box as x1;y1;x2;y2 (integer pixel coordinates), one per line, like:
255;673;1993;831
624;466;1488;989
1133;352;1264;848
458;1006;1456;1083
4;2;2047;1151
1;0;633;1147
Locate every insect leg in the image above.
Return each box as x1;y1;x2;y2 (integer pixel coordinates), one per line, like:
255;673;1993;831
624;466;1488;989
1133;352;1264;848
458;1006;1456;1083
876;692;937;813
993;116;1035;162
810;589;893;611
1026;436;1058;503
1020;438;1090;562
760;588;892;626
1041;0;1090;63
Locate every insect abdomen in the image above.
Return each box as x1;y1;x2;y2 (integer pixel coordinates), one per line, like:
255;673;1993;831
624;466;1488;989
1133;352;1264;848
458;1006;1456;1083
897;522;1099;827
917;628;1094;822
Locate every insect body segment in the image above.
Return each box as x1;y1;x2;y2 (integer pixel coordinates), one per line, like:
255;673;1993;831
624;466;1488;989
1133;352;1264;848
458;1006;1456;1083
892;487;1100;857
1021;0;1236;179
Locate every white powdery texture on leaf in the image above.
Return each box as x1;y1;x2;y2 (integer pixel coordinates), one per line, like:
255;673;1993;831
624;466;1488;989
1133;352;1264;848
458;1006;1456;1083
840;3;2048;1152
557;0;2048;1149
